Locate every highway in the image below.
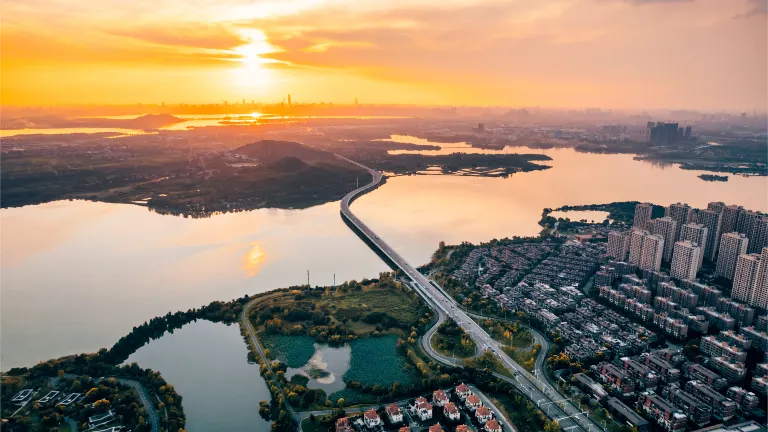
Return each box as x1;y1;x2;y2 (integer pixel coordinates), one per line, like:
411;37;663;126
338;155;601;432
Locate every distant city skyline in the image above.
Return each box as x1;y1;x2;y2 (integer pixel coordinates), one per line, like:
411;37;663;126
2;0;766;110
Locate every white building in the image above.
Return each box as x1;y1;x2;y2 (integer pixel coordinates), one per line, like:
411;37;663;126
364;409;381;428
716;233;749;280
650;217;678;262
680;223;707;270
671;240;701;281
386;404;403;423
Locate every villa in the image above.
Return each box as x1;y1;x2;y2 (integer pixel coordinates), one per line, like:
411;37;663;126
433;389;449;407
456;383;472;400
364;409;382;428
386;403;404;423
444;402;461;421
485;419;503;432
475;406;493;423
457;426;471;432
399;427;411;432
415;397;433;421
465;394;483;410
336;417;353;432
429;424;444;432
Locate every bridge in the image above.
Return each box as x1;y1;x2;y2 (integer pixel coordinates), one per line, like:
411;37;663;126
338;154;602;432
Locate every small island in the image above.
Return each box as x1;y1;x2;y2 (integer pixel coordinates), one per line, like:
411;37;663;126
698;174;729;182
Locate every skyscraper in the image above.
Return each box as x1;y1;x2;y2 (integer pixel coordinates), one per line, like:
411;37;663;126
670;241;701;281
708;202;725;214
736;211;768;254
666;203;694;241
754;248;768;310
628;228;649;266
640;234;665;272
633;203;653;231
732;253;761;308
696;209;722;262
650;217;677;262
680;223;707;270
607;231;630;261
716;232;749;280
720;205;744;235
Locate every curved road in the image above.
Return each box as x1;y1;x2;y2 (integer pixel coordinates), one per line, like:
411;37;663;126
337;155;599;432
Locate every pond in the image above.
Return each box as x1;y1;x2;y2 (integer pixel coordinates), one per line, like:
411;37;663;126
285;344;352;396
124;320;271;431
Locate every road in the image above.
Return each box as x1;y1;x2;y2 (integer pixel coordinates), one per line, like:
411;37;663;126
338;155;600;432
116;378;160;432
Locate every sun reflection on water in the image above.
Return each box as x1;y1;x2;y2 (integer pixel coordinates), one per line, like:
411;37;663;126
243;243;266;277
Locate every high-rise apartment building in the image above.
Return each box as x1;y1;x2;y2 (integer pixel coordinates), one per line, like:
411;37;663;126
641;234;665;272
634;203;653;231
629;229;649;266
671;241;701;281
708;202;726;214
754;248;768;310
666;203;694;240
650;217;678;262
607;231;630;261
732;253;761;308
716;233;749;280
697;209;722;261
680;223;707;270
736;211;768;254
720;205;744;236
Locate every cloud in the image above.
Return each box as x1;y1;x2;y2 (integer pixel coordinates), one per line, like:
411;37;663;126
108;23;247;50
734;0;767;18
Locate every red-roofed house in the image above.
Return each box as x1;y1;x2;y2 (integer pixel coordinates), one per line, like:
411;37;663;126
336;417;353;432
465;394;482;410
414;397;433;421
475;406;493;423
485;419;503;432
399;427;411;432
386;403;403;424
456;383;472;400
444;402;461;421
429;424;444;432
456;426;471;432
364;409;381;428
433;389;449;407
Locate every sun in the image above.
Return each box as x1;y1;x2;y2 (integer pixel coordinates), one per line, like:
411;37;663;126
231;29;279;89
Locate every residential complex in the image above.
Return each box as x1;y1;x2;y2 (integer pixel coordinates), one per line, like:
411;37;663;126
715;233;748;280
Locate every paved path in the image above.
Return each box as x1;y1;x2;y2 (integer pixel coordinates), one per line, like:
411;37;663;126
337;155;599;432
64;416;78;432
115;378;160;432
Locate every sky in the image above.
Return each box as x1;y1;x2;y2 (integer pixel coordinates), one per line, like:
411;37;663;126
2;0;766;110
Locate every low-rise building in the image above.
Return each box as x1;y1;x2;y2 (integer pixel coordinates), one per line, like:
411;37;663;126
336;417;353;432
739;326;768;352
709;357;746;383
685;380;737;421
598;363;636;395
485;419;503;432
574;373;608;399
725;387;759;412
444;402;461;421
751;376;768;395
432;390;449;407
639;392;688;432
700;336;747;363
667;387;712;426
644;353;682;383
465;394;482;410
364;409;382;428
386;404;404;423
475;406;493;424
605;396;650;432
456;383;472;400
415;397;433;421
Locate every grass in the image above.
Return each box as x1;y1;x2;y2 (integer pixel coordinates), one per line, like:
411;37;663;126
318;286;422;328
343;335;420;388
300;417;332;432
328;387;380;405
260;334;316;368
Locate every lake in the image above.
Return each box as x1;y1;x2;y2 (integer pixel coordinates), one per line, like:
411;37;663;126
2;139;766;369
124;320;272;431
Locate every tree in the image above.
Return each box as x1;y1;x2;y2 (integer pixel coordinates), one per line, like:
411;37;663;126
337;398;345;407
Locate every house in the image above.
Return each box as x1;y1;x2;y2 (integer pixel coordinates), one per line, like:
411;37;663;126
429;424;444;432
386;403;404;423
456;383;472;400
433;389;449;407
88;410;115;429
456;426;471;432
336;417;353;432
475;406;493;423
399;428;411;432
415;397;433;421
485;419;503;432
465;394;482;410
364;409;381;428
444;402;461;421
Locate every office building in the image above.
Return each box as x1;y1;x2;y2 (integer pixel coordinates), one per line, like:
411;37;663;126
732;254;761;308
671;241;701;281
715;233;748;280
651;217;678;262
697;209;722;261
681;223;707;270
607;231;630;261
634;203;654;230
736;211;768;254
667;203;695;240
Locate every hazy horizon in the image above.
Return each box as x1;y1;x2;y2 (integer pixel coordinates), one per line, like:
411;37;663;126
3;0;767;111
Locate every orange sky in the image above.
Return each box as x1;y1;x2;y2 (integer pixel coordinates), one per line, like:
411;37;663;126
2;0;766;110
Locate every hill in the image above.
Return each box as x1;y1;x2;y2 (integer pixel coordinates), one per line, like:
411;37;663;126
233;140;340;165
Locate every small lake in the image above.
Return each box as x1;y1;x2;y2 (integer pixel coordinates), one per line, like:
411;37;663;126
124;320;271;431
285;344;352;396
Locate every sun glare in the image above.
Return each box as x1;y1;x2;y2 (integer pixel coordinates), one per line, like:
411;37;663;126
231;29;278;89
